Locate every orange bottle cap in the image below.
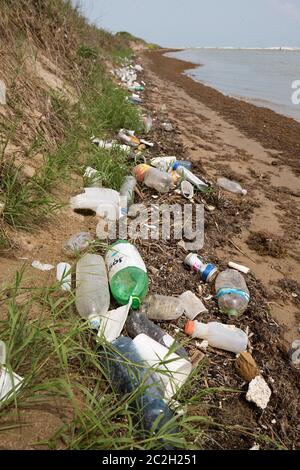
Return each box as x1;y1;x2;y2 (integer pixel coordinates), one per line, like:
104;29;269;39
185;320;195;336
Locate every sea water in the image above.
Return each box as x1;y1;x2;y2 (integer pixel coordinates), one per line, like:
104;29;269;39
167;48;300;122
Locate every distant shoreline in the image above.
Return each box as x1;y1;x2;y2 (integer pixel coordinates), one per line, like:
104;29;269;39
143;47;300;177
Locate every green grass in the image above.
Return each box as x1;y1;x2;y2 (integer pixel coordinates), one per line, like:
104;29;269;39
0;269;286;450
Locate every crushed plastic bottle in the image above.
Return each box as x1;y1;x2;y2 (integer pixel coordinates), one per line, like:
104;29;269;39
102;336;177;443
76;254;110;329
105;240;149;309
140;294;185;321
217;177;247;195
144;167;173;193
64;232;93;254
150;156;176;172
126;311;188;358
215;269;250;317
175;166;209;191
185;320;248;354
119;176;136;214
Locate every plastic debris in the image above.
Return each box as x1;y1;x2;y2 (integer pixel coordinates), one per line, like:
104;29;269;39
140;294;185;321
161;122;173;132
228;261;250;274
76;254;110;329
139;139;154;147
64;232;93;254
250;444;260;451
185;320;248;354
179;290;208;319
142;115;153;133
0;202;5;216
235;352;260;382
70;187;120;220
217;177;247;195
31;260;54;271
133;333;192;400
126;310;188;358
180;181;194;199
185;253;218;283
134;64;143;72
0;341;23;402
98;299;132;342
246;375;272;410
175;166;209;191
105;240;149;310
133;164;151;183
144;167;173;193
56;262;72;291
118;129;140;147
91;137;131;153
215;269;250;317
289;340;300;367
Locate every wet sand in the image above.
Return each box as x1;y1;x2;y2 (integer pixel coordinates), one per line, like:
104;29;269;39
141;48;300;345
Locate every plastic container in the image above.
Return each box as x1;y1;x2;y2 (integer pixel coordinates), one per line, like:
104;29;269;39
142;115;153;133
140;294;185;321
144;167;173;193
215;269;250;317
217;177;247;195
56;262;72;291
103;337;177;441
70;188;120;220
133;164;151;183
126;311;188;358
185;320;248;354
133;334;192;400
172;161;192;171
105;240;149;309
150;156;176;172
184;253;218;283
76;254;110;329
119;176;136;214
175;166;209;191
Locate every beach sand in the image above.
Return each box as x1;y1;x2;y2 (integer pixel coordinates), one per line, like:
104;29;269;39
141;48;300;346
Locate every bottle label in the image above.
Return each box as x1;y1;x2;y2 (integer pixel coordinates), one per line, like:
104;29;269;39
106;242;147;280
216;288;250;302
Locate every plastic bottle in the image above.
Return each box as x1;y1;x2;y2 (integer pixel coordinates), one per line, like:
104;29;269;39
126;311;188;358
217;177;247;195
144;167;173;193
76;254;110;329
140;294;185;321
119;176;136;213
133;164;151;183
150;156;176;172
175;166;209;191
185;320;248;354
215;269;250;317
184;253;218;283
105;240;149;309
133;334;192;400
172;161;192;171
103;336;177;441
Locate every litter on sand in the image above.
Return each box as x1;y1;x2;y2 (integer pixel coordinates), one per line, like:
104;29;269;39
31;260;54;271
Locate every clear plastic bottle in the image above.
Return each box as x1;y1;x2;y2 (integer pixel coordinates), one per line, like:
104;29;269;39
140;294;185;321
105;240;149;310
144;167;173;193
217;177;247;195
215;269;250;317
103;336;177;442
76;254;110;329
119;176;136;212
175;166;209;191
185;320;248;354
126;311;188;358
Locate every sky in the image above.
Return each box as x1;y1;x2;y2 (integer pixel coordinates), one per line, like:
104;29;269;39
71;0;300;48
